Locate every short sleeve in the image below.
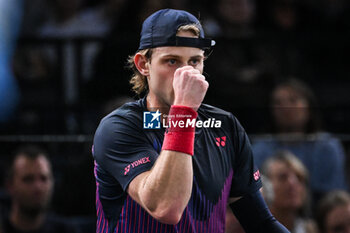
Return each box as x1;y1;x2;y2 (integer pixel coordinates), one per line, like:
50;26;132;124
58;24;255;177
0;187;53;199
229;116;262;197
93;113;159;191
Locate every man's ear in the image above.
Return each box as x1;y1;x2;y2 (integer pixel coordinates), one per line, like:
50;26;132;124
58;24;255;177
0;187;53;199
134;53;150;76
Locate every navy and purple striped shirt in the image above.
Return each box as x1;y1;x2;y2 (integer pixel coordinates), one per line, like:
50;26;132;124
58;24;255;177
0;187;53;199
93;97;261;233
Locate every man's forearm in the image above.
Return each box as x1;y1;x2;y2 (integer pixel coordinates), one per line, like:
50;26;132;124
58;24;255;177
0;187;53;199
128;149;193;224
142;150;193;219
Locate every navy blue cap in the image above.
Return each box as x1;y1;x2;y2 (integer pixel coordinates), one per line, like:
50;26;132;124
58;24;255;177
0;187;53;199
138;9;215;51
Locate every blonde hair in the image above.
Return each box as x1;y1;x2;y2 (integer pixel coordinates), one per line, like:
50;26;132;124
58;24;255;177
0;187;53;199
128;24;201;95
262;150;309;184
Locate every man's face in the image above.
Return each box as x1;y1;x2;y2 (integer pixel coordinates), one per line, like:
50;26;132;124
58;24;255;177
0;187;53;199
269;161;306;211
9;155;54;214
146;31;205;108
326;204;350;233
271;86;309;132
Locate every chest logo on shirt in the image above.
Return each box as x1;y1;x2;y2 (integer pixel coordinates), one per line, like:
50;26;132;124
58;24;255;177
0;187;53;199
124;157;151;175
215;136;227;147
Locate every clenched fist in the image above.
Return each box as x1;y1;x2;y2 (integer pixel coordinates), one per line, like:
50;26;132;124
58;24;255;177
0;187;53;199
173;66;209;110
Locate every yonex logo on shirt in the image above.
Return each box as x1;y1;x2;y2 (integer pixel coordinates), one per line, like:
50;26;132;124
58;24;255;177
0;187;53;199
215;136;227;147
124;157;151;175
254;170;261;181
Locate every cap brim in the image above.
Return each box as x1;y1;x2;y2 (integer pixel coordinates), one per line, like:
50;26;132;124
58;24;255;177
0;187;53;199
174;36;215;50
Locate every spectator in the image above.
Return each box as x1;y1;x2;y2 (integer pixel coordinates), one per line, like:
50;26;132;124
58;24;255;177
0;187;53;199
316;190;350;233
261;150;317;233
2;145;79;233
253;79;347;204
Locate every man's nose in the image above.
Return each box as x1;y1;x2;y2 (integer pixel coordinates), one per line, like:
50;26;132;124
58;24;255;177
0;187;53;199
286;174;299;185
33;177;48;189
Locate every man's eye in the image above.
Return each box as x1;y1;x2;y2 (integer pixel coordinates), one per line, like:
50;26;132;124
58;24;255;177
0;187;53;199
167;59;177;65
191;59;199;65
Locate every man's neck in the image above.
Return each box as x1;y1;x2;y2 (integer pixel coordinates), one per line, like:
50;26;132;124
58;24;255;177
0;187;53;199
10;205;46;231
146;94;171;115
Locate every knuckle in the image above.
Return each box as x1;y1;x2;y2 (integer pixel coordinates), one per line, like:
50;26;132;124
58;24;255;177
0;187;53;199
174;69;181;77
193;69;200;74
201;80;209;89
182;70;191;77
195;74;205;80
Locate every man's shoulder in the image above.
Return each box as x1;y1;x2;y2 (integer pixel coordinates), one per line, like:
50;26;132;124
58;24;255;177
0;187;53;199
99;99;144;127
94;99;147;146
107;99;143;119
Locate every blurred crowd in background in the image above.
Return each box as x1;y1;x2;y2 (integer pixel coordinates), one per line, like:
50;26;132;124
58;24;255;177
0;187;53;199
1;0;350;135
1;0;350;232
